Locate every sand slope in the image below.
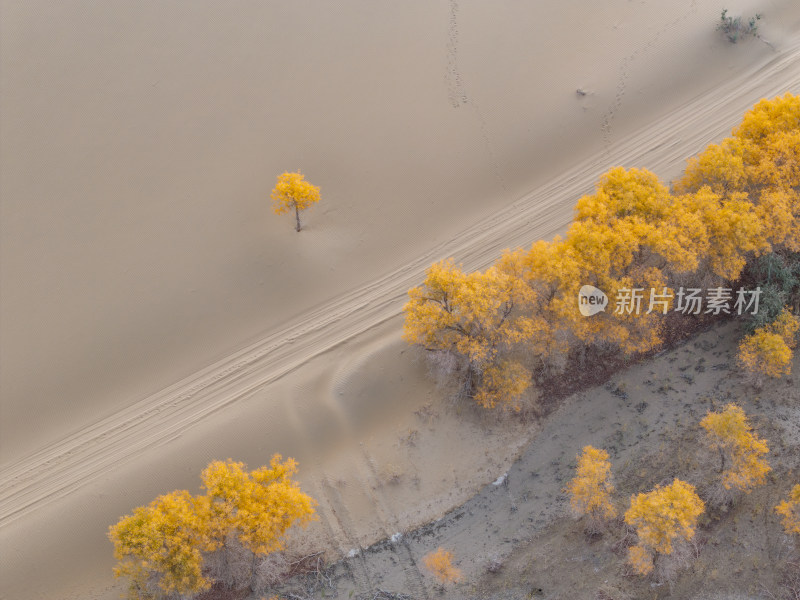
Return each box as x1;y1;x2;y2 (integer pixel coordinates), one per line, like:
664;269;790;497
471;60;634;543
3;25;799;532
1;0;791;460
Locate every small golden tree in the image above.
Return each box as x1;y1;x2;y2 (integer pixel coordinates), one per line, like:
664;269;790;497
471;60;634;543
271;171;321;231
565;446;617;528
738;308;799;384
700;404;771;499
624;479;705;575
108;491;215;599
422;547;462;584
775;484;800;535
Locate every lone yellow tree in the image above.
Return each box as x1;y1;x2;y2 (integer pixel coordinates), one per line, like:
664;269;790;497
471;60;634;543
699;404;771;497
565;446;617;527
271;171;321;232
422;547;462;584
624;479;705;575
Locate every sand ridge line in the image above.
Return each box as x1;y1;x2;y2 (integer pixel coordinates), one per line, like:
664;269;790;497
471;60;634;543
1;38;799;529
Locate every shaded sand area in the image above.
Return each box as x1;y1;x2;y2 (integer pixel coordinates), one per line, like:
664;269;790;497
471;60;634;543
2;1;800;598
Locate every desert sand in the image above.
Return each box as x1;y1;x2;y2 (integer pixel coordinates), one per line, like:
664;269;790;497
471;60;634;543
1;0;799;598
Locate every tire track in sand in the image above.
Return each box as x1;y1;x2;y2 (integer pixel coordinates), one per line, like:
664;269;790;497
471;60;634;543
1;39;799;529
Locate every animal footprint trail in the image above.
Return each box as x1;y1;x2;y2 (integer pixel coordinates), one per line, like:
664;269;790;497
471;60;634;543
602;1;700;150
446;0;466;108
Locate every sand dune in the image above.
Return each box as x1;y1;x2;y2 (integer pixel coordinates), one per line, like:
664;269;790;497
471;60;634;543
2;0;800;598
3;32;799;531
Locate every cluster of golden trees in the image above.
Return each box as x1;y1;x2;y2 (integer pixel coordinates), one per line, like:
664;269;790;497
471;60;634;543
566;404;797;577
108;456;315;599
404;93;799;408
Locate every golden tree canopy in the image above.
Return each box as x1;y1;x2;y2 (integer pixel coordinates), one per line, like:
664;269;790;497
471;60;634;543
565;445;617;521
700;403;771;492
624;479;704;575
201;456;317;555
108;490;215;599
271;171;321;231
403;259;540;367
109;455;316;598
738;308;799;381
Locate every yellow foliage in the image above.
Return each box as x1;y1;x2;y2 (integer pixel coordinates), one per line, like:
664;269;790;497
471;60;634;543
271;171;321;231
627;544;654;576
201;455;317;555
738;331;793;379
674;138;747;196
700;404;771;492
624;479;704;559
775;484;800;535
734;92;800;191
422;547;462;584
574;167;704;274
738;309;799;380
676;188;769;280
473;359;531;410
495;241;577;360
755;188;800;252
109;456;316;598
558;168;702;353
404;259;541;366
770;307;800;348
675;92;800;255
108;490;214;598
565;446;617;521
401;94;799;414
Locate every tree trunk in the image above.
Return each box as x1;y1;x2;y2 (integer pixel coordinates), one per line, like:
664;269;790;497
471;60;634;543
295;204;301;232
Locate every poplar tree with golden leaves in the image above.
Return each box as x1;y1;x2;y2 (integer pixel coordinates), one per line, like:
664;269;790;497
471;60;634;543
495;239;580;371
624;479;705;576
558;167;700;354
422;547;462;584
565;446;617;530
109;456;315;598
108;491;215;599
201;456;316;557
675;92;800;257
700;404;771;502
738;307;799;385
403;259;539;409
271;171;321;231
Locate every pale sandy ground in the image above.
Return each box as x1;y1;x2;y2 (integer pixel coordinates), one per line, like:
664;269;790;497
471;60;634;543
1;1;800;598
